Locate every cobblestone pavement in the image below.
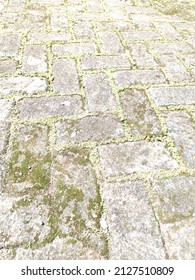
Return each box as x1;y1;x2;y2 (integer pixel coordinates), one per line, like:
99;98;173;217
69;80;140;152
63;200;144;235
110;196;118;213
0;0;195;260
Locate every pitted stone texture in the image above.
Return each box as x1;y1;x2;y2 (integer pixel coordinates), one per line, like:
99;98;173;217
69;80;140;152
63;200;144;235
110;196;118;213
181;53;195;68
95;21;135;31
0;77;47;95
163;111;195;167
128;43;157;68
81;55;130;70
52;59;80;94
185;33;195;47
0;60;16;74
98;141;178;178
83;73;116;113
157;55;193;83
0;195;50;248
0;34;21;56
73;12;110;21
22;45;47;73
130;14;154;29
151;176;195;224
15;237;105;260
154;22;182;41
161;219;195;260
18;96;83;119
52;43;98;56
120;89;162;136
121;31;162;41
74;22;95;40
98;32;124;54
50;14;69;29
0;99;13;153
148;86;195;106
149;42;193;54
28;32;72;43
101;180;165;259
113;70;166;87
55;114;124;145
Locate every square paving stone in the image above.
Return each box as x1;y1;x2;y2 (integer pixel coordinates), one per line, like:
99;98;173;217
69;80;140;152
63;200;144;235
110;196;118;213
120;89;162;136
55;114;124;145
101;180;166;259
163;111;195;167
18;96;83;119
98;141;178;178
52;59;80;94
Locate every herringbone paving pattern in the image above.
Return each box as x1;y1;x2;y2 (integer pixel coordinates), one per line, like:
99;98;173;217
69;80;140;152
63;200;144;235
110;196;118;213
0;0;195;259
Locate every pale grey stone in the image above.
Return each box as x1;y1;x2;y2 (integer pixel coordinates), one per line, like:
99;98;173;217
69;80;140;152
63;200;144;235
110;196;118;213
52;59;80;94
28;32;72;43
131;14;154;29
121;31;162;41
50;14;69;29
74;22;95;39
18;96;83;119
163;111;195;167
181;53;195;68
98;32;124;54
22;45;47;73
148;86;195;106
95;21;135;31
154;22;182;40
73;12;110;21
81;55;130;70
101;180;166;259
0;77;47;95
149;42;193;54
113;70;166;87
0;60;16;74
83;73;116;112
0;34;21;56
0;99;13;153
98;141;178;178
52;43;98;56
120;89;162;135
55;114;124;145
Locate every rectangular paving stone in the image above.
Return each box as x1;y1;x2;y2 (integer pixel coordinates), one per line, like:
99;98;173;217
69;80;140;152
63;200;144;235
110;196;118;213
173;22;195;32
55;114;124;145
98;32;124;54
131;14;154;29
0;77;47;95
113;70;166;87
148;86;195;106
120;89;162;136
98;141;178;178
52;59;80;94
22;45;47;73
0;99;13;153
52;43;98;56
95;21;135;31
83;73;116;113
0;60;16;74
74;22;95;40
81;55;131;70
121;31;162;41
154;22;182;40
181;53;195;68
73;12;111;21
28;32;72;43
150;176;195;225
0;34;21;56
157;55;193;83
128;43;157;68
18;95;83;119
163;111;195;167
149;42;193;54
101;180;166;259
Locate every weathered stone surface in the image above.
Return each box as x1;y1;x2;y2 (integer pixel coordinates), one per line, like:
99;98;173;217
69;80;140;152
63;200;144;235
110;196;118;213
101;180;165;259
0;77;47;95
83;73;116;112
28;32;72;43
161;219;195;259
18;96;83;119
52;59;80;93
113;70;166;87
0;60;16;74
22;45;47;73
52;43;98;56
149;42;193;54
98;141;178;178
95;21;135;31
163;111;195;167
154;22;181;40
0;34;21;56
74;22;95;39
81;55;130;70
120;89;162;135
151;176;195;224
122;31;162;41
50;14;69;29
148;86;195;106
0;99;13;153
181;53;195;68
55;114;124;145
98;32;124;54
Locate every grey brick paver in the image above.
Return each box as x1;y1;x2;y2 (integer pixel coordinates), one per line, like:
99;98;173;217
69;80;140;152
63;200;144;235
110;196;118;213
0;0;195;261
